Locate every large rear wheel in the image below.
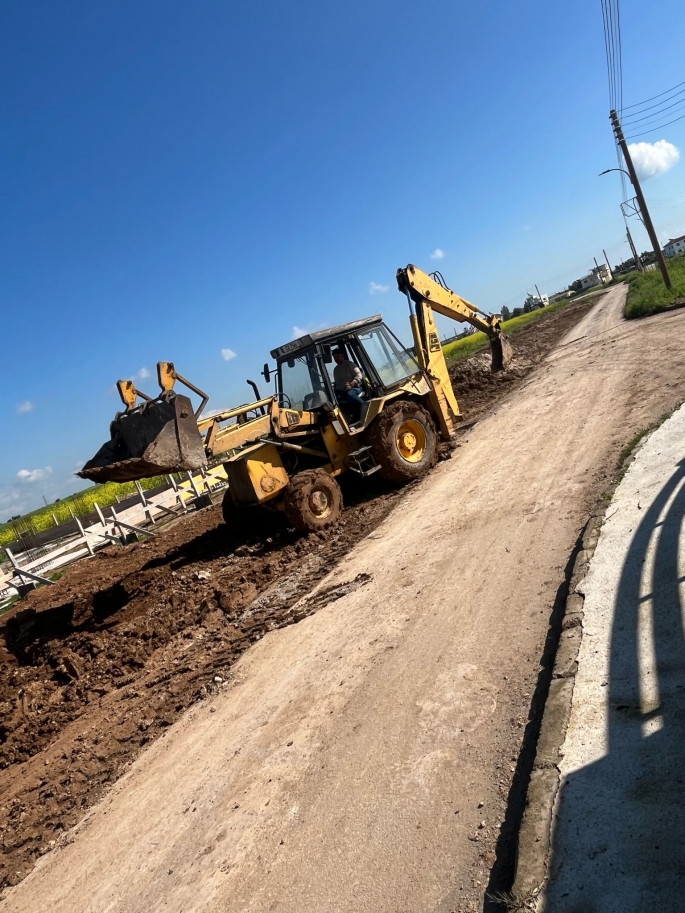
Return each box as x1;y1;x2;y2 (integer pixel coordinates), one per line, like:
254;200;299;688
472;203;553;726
284;469;343;533
366;400;437;483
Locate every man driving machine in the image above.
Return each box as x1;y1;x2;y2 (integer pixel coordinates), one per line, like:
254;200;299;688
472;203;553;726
332;347;365;409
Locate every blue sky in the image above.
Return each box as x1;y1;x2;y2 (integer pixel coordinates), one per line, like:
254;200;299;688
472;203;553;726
2;0;685;520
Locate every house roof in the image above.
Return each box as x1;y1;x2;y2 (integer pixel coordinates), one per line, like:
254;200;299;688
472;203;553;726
666;234;685;245
270;314;383;360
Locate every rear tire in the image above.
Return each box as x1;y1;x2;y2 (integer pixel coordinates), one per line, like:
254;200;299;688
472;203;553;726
366;400;437;483
284;470;342;533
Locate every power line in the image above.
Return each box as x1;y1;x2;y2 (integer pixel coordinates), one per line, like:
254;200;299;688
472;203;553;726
600;0;626;196
622;94;685;126
600;0;622;112
615;0;623;114
627;98;685;130
625;111;685;139
622;78;685;111
622;85;685;121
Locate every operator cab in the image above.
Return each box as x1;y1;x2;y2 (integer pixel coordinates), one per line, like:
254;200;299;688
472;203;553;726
270;315;421;427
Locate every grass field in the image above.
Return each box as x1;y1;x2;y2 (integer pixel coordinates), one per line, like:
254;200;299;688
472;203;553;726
0;475;169;549
624;254;685;319
443;290;605;365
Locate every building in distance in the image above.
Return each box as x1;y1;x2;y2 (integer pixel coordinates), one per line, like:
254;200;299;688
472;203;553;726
663;234;685;258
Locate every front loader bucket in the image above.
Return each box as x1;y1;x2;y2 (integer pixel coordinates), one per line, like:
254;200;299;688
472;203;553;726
78;393;207;483
489;333;513;373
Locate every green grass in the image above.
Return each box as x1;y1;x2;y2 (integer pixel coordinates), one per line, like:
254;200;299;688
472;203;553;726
624;254;685;319
0;595;20;616
443;291;605;365
0;475;169;549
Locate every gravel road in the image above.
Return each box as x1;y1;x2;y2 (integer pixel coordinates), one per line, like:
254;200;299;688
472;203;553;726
3;286;685;913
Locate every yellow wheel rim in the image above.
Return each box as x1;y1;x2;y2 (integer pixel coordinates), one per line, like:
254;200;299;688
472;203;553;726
396;418;427;463
309;488;332;519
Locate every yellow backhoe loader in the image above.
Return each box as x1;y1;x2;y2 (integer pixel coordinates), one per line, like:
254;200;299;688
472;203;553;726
79;265;511;534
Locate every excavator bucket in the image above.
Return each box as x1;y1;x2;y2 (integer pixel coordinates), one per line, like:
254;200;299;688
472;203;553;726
78;393;207;483
489;333;513;373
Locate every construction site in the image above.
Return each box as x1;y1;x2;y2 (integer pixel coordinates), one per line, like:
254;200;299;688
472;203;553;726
2;277;685;911
4;3;685;912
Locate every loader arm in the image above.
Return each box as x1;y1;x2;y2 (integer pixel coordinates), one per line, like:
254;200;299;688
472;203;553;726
396;264;512;439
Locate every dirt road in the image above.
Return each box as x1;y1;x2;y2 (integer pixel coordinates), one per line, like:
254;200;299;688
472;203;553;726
3;287;685;912
0;293;597;893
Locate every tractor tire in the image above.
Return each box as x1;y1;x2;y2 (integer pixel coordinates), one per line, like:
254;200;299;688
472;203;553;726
283;469;343;534
366;400;437;483
221;490;278;541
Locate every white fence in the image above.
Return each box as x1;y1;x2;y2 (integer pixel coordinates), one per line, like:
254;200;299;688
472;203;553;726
0;467;227;604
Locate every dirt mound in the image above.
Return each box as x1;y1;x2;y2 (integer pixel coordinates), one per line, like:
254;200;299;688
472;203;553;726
0;294;600;891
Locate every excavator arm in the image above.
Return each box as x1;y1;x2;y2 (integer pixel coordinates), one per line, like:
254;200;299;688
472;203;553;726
396;264;511;369
396;264;512;439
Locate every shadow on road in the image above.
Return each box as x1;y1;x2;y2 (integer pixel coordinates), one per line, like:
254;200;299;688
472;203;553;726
545;461;685;912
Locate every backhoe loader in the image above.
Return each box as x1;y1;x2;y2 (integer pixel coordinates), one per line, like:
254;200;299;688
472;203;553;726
79;265;511;534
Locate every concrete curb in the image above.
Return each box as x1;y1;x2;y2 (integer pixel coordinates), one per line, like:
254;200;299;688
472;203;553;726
510;424;665;907
510;518;599;904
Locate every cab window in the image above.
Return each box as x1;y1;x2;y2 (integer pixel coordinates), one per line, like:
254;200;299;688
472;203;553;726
358;326;419;388
279;350;328;411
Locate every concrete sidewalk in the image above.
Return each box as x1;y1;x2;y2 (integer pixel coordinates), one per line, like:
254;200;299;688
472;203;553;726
544;402;685;912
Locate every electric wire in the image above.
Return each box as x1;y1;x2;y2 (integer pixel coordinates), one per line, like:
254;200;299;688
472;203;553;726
615;0;623;114
621;98;685;129
622;78;685;111
600;0;626;197
622;85;685;121
625;111;685;139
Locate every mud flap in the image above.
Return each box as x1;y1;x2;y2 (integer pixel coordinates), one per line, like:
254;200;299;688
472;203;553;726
78;393;207;483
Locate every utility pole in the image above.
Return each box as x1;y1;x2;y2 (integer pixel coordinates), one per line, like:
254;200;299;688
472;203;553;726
625;225;643;272
603;249;612;274
535;284;543;304
610;110;671;288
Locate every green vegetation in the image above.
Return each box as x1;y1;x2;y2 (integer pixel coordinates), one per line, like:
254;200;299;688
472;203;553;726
443;291;605;365
0;594;20;615
624;254;685;319
0;475;169;549
615;411;672;481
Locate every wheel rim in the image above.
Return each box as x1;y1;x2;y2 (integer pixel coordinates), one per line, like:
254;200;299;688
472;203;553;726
309;488;332;519
396;418;427;463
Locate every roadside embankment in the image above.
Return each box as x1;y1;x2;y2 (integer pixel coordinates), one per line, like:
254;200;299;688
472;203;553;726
624;254;685;319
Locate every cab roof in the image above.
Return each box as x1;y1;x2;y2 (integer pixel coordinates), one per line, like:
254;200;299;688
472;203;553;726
270;314;383;360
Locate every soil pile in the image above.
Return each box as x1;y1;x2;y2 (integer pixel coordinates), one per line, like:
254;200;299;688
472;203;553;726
0;294;599;890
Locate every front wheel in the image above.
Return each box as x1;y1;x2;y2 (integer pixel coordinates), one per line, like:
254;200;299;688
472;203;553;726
283;469;343;533
366;400;437;483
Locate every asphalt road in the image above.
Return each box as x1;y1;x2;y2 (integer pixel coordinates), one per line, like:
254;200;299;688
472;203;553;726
4;286;685;913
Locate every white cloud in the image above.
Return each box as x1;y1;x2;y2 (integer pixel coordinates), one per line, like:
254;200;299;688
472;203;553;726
221;348;237;362
122;368;151;386
369;282;389;295
292;321;327;339
17;466;53;484
16;400;34;414
430;248;445;260
628;140;680;180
